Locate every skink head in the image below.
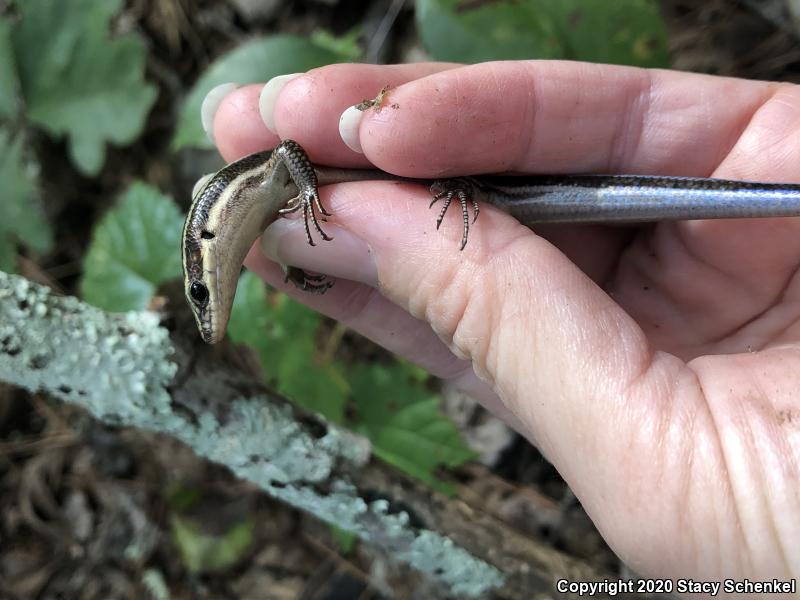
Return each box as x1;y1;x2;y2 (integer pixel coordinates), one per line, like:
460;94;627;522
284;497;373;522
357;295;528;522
183;174;228;344
182;150;274;344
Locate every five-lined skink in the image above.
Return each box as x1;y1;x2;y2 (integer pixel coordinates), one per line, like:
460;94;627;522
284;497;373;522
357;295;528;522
183;139;800;344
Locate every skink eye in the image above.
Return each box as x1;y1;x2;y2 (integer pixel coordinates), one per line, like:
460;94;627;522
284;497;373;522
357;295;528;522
190;281;209;306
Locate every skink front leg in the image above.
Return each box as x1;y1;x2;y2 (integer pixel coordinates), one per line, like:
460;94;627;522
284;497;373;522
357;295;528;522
271;140;335;292
274;139;333;246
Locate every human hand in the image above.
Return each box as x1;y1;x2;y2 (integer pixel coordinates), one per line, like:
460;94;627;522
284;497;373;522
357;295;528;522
205;61;800;587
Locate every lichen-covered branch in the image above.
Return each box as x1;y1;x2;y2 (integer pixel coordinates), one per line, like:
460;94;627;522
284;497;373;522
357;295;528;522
739;0;797;33
0;272;632;599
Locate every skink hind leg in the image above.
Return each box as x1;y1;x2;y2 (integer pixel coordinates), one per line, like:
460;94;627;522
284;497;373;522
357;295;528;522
429;178;480;250
282;265;334;294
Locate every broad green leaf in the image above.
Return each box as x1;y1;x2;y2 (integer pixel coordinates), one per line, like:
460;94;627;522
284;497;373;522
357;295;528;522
12;0;157;175
81;182;183;311
416;0;669;67
0;237;13;273
0;130;52;272
0;18;19;119
173;35;354;151
348;363;474;490
171;514;254;574
228;272;348;421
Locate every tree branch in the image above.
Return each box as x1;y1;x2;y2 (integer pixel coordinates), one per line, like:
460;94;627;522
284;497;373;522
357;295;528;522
0;271;636;599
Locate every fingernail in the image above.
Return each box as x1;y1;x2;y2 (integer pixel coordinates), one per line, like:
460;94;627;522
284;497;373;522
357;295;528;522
192;173;214;199
259;73;302;133
339;105;364;153
261;218;378;286
200;83;239;143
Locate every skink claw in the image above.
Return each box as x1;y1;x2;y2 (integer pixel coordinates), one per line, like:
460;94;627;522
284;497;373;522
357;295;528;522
283;265;334;294
429;178;480;250
285;188;333;246
313;191;333;217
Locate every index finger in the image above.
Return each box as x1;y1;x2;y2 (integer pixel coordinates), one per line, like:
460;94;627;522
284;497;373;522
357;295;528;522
269;61;778;179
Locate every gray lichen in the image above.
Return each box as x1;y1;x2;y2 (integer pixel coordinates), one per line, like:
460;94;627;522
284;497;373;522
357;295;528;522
0;271;506;597
0;272;177;423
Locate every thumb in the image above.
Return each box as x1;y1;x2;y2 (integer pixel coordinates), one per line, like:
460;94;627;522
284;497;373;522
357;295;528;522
256;178;711;574
258;177;672;459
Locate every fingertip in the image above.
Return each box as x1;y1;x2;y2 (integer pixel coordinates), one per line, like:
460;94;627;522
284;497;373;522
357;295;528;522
272;63;458;165
271;68;365;162
260;73;303;133
213;84;279;161
200;83;239;143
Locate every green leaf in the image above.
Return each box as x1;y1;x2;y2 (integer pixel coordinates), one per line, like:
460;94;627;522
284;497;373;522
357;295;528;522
173;35;355;151
80;182;183;311
228;273;473;487
0;237;13;274
310;29;363;61
0;130;52;272
11;0;157;175
0;18;19;119
165;482;203;512
171;514;254;574
416;0;669;67
329;524;357;554
227;272;348;421
348;363;474;491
